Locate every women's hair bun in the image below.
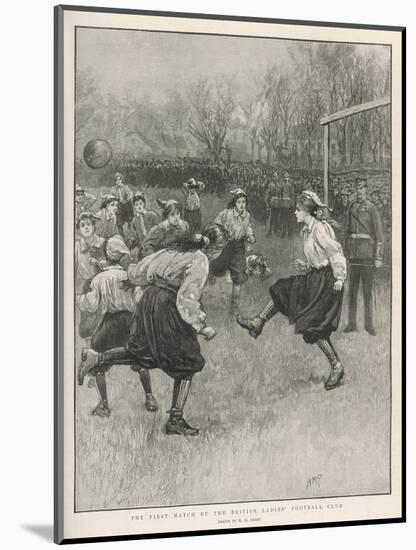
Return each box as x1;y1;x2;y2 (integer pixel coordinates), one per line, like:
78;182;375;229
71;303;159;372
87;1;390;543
193;233;210;246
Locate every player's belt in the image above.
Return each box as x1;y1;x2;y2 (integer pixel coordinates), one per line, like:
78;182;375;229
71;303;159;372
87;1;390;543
350;233;372;240
151;279;179;294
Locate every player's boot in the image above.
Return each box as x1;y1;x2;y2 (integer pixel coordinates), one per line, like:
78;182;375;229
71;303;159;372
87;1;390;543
165;377;199;436
92;401;111;418
165;410;199;436
324;362;345;391
236;314;265;338
78;349;99;386
145;394;158;412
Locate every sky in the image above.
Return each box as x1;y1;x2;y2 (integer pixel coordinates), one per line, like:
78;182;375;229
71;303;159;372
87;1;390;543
76;27;390;104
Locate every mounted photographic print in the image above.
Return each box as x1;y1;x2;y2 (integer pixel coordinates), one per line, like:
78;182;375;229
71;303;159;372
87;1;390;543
54;4;405;544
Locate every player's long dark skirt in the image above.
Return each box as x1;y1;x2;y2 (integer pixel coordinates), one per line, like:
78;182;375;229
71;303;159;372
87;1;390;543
127;285;205;378
269;265;344;344
91;310;133;352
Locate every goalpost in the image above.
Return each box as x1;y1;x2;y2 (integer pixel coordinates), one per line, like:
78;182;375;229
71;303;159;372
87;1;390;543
320;96;391;205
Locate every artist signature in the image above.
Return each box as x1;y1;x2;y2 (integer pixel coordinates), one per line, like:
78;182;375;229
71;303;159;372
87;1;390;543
306;474;323;490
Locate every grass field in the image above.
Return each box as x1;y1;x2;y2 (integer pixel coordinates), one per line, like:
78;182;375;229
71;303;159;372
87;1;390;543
75;185;391;511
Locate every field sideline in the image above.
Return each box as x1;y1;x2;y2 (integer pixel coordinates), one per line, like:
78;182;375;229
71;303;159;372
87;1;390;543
75;185;391;511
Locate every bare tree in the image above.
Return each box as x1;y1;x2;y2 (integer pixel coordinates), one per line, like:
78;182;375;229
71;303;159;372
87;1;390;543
241;87;265;163
274;74;294;149
259;66;283;165
188;76;236;160
315;44;371;166
164;90;190;156
295;80;325;168
367;59;391;166
75;67;104;136
118;93;167;156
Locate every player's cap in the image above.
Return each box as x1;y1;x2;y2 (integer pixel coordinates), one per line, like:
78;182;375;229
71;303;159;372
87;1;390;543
106;235;130;261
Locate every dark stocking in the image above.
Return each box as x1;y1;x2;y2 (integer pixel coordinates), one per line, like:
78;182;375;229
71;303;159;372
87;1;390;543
95;372;108;406
171;376;192;413
138;368;152;395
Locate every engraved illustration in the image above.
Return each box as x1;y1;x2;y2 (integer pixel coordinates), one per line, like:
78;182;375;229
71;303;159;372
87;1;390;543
74;27;391;512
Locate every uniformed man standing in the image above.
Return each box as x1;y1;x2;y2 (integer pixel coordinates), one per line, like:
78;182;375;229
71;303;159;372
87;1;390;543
344;178;384;336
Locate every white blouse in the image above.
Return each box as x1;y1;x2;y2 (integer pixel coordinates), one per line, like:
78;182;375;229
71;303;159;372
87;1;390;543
76;266;136;314
301;219;347;282
128;249;209;332
214;208;254;241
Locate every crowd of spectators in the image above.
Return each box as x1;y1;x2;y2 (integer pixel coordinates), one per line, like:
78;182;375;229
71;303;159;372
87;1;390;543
77;154;391;238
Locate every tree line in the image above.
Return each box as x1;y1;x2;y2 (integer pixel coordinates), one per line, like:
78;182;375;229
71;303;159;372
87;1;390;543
76;42;390;169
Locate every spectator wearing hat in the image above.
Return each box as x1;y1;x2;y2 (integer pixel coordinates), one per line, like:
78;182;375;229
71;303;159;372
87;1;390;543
110;172;134;237
75;184;97;221
141;199;190;257
95;194;120;240
77;235;158;418
212;188;255;315
127;192;160;262
237;190;346;391
344;178;384;336
182;178;205;236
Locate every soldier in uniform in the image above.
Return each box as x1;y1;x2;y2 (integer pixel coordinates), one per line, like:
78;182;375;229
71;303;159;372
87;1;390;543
344;178;384;336
265;171;281;236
